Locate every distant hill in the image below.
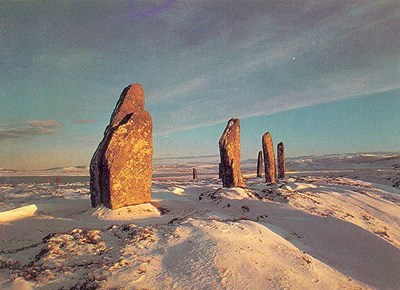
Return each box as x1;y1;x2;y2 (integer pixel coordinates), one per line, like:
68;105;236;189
0;166;89;177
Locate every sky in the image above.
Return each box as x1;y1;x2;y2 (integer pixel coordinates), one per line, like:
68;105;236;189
0;0;399;170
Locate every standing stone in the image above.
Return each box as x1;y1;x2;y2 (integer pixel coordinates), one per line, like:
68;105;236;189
193;168;198;181
277;142;285;179
257;151;263;177
219;118;245;188
90;84;153;209
262;132;276;184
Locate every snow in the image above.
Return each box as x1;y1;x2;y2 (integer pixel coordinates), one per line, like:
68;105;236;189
1;152;399;289
0;205;38;223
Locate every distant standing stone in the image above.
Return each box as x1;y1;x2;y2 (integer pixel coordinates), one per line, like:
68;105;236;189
219;118;245;188
90;84;153;209
257;151;263;177
193;168;198;180
277;142;285;179
262;132;276;184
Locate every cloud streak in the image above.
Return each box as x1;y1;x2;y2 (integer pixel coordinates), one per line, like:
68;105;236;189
0;120;61;141
145;0;400;133
73;119;95;124
148;77;208;103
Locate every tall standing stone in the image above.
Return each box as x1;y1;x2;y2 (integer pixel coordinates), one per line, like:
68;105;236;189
257;151;263;177
218;163;223;179
219;118;245;188
277;142;285;179
193;168;198;181
262;132;276;184
90;84;153;209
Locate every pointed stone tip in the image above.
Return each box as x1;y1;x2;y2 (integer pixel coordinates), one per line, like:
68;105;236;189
262;132;272;142
111;83;146;127
124;83;145;108
227;118;240;128
220;118;240;145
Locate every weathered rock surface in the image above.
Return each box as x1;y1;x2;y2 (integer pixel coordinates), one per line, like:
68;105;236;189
218;163;223;179
219;118;245;188
262;132;276;184
277;142;285;179
257;151;263;177
90;84;152;209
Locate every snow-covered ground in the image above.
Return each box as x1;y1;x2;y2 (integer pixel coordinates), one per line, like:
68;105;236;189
0;153;399;289
285;152;400;190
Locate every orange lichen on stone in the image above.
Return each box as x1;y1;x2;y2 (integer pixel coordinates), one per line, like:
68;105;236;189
262;132;276;184
219;118;245;188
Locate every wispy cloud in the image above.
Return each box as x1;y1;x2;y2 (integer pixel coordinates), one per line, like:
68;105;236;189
149;77;209;103
0;120;61;140
154;85;400;135
73;119;95;124
32;49;101;70
146;0;400;133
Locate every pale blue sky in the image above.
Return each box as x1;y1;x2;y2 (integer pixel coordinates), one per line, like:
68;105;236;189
0;1;399;169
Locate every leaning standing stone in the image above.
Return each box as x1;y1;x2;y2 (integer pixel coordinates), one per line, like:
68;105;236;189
277;142;285;179
90;84;153;209
262;132;276;184
257;151;263;177
219;118;245;188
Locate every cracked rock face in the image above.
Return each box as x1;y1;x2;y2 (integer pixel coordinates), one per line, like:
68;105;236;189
277;142;285;179
262;132;276;184
219;118;245;188
90;84;152;209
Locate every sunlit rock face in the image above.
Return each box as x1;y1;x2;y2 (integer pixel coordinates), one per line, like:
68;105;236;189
90;84;152;209
277;142;285;179
262;132;276;184
219;118;245;188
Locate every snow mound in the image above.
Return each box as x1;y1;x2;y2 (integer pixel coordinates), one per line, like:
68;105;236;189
4;218;365;290
0;204;38;223
171;187;185;195
211;188;254;200
282;182;318;192
93;203;161;221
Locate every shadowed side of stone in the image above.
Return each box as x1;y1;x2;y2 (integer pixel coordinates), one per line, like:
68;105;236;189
219;118;245;188
277;142;285;179
90;84;152;209
257;151;263;177
262;132;276;184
